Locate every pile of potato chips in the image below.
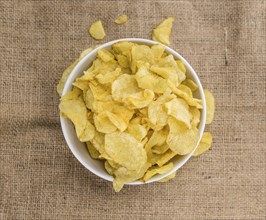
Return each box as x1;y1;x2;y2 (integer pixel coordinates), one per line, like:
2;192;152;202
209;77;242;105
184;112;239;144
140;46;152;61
58;17;215;192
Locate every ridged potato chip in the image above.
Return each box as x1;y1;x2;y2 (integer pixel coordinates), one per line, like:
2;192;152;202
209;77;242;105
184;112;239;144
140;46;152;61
193;132;212;156
104;132;147;171
204;89;215;124
114;15;128;24
143;162;173;182
89;20;106;40
167;117;200;155
152;17;174;46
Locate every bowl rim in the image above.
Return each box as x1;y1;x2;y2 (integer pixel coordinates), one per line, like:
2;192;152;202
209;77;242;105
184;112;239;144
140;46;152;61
60;38;206;185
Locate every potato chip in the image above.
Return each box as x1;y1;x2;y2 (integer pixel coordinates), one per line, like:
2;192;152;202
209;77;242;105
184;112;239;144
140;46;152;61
176;60;186;74
164;98;192;128
112;41;135;55
86;141;100;159
79;120;96;142
146;127;169;149
148;89;175;130
60;87;82;101
104;132;147;171
97;49;115;62
90;130;105;154
95;67;121;85
114;15;128;24
112;74;140;102
151;44;165;60
94;112;117;133
177;84;193;98
104;161;116;175
183;79;198;92
143;162;173;182
190;107;200;128
204;89;215;124
152;143;169;154
113;163;150;192
83;87;94;110
167;116;200;155
135;66;168;94
89;83;111;101
156;149;176;167
193;132;212;156
125;89;155;109
106;111;127;132
60;99;95;141
152;17;174;46
168;80;203;109
157;171;176;182
72;80;90;91
116;54;129;68
126;123;147;141
89;20;106;40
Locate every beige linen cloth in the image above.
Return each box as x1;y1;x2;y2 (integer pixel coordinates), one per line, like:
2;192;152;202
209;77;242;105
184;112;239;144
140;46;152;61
0;0;265;219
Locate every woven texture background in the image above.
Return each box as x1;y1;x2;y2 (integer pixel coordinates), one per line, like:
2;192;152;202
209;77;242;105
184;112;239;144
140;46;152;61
0;0;265;219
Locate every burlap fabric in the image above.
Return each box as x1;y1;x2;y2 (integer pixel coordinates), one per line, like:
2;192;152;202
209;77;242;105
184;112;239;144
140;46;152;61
0;0;265;219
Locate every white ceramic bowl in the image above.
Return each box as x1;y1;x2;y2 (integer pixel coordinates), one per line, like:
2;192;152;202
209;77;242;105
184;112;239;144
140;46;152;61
60;38;206;185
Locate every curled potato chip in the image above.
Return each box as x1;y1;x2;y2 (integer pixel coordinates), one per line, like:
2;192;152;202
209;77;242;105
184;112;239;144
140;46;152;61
127;123;147;141
79;120;96;142
176;60;186;74
143;162;173;182
148;89;175;130
90;130;105;154
113;163;150;192
204;89;215;124
135;66;168;94
116;54;129;68
60;87;82;101
125;89;155;109
106;111;127;132
104;161;116;175
167;116;200;155
89;20;106;40
114;15;128;24
152;17;174;46
94;112;117;133
177;84;193;98
97;49;115;62
193;132;212;156
146;127;169;149
164;98;192;128
156;149;176;167
86;141;100;159
157;171;176;182
112;41;135;54
112;74;140;102
89;83;111;101
183;79;198;92
72;80;90;91
95;67;121;85
190;107;201;128
60;99;95;141
104;132;147;171
152;143;169;154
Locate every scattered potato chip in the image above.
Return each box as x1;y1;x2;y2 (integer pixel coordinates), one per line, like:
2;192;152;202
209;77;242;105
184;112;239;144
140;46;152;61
157;171;176;182
193;132;212;156
152;17;174;46
143;162;173;182
89;20;106;40
114;15;128;24
167;117;200;155
204;89;215;124
104;132;147;171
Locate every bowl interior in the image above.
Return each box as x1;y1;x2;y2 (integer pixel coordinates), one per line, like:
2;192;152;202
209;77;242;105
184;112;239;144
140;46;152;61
60;38;206;185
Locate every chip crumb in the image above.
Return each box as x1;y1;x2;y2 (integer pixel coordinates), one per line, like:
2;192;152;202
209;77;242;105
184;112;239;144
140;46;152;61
89;20;106;40
115;15;128;24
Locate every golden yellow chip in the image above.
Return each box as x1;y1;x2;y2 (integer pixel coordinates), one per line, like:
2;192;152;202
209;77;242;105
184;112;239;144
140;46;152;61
164;98;192;129
104;132;147;171
114;15;128;24
152;143;169;154
156;149;176;167
125;89;155;109
190;107;201;128
126;123;147;141
167;117;200;155
104;161;116;175
152;17;174;46
193;132;212;156
93;112;117;134
176;60;186;74
143;162;173;182
151;44;165;60
95;67;121;85
183;79;198;92
86;141;100;159
89;20;106;40
157;171;176;182
204;89;215;124
97;49;115;62
60;87;82;101
146;127;169;149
